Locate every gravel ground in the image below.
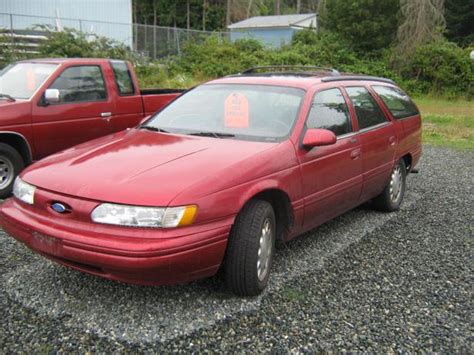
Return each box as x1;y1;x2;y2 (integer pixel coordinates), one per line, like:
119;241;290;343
0;145;472;352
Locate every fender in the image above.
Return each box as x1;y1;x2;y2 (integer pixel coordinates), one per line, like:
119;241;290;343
0;131;33;164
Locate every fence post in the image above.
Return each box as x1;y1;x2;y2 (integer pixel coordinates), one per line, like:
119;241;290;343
79;19;83;33
133;23;137;51
176;29;180;56
144;25;148;55
9;14;14;47
153;25;156;60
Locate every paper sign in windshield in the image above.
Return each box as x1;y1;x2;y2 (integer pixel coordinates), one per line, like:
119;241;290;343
27;67;36;91
224;93;249;128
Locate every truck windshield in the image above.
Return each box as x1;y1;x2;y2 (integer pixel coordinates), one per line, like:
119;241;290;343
144;84;305;142
0;63;58;99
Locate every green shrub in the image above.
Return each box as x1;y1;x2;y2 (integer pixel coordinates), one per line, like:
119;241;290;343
399;41;473;98
38;27;134;61
2;26;470;98
168;36;269;77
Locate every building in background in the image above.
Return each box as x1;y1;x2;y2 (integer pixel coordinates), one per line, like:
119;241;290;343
0;0;133;47
228;14;317;48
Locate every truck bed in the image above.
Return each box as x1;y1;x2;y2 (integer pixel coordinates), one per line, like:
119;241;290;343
140;89;185;116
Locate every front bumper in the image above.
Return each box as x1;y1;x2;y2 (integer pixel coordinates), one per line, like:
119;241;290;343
0;198;231;285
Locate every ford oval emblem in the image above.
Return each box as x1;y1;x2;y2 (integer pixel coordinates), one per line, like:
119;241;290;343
51;202;68;214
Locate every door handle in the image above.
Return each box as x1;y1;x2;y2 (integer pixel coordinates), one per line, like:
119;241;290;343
350;148;361;159
389;136;396;145
101;112;112;118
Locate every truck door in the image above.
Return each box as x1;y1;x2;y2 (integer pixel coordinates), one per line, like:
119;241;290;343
31;64;113;159
108;60;144;132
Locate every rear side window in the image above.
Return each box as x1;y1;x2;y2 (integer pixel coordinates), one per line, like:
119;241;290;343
346;87;387;130
48;65;107;104
373;86;419;119
307;88;352;136
110;61;135;95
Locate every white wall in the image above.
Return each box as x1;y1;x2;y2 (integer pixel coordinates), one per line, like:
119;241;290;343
0;0;133;47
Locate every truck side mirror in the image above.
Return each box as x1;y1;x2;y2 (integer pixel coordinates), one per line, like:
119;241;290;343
44;89;60;105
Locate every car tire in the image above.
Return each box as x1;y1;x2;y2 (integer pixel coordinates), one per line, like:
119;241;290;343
373;159;406;212
225;199;276;296
0;143;24;199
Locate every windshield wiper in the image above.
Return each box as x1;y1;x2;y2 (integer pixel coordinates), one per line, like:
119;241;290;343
188;131;235;139
139;125;170;133
0;93;15;102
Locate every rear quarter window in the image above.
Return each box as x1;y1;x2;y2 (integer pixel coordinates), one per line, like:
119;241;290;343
110;61;135;96
373;86;419;119
345;87;388;130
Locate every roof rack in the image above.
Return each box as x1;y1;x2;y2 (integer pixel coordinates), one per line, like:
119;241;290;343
321;75;395;84
240;65;340;76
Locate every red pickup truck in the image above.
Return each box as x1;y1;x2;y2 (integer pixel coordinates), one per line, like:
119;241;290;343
0;58;182;197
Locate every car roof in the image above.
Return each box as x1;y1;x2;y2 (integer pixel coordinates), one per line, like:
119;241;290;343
16;58;122;65
208;73;397;90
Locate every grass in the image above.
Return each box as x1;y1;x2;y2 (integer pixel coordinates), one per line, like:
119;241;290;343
413;97;473;150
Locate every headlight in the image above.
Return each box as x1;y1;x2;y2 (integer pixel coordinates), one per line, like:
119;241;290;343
91;203;197;228
13;177;36;205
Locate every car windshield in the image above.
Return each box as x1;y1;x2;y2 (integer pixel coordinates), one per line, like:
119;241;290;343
144;84;305;142
0;63;58;99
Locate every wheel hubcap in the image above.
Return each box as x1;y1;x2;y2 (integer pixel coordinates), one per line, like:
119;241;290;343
0;157;14;190
389;165;403;202
257;218;273;281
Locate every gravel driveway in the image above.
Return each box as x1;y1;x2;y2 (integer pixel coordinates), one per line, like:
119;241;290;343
0;146;472;352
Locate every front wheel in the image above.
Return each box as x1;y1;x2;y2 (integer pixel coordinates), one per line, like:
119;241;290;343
373;159;407;212
0;143;24;199
224;199;276;296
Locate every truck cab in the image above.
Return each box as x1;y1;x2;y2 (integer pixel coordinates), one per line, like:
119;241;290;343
0;58;182;198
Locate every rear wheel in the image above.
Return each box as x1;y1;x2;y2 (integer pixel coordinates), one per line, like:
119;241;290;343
225;199;276;296
373;159;406;212
0;143;24;199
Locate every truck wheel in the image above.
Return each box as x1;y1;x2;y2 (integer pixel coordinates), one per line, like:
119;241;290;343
225;199;276;296
373;159;406;212
0;143;24;199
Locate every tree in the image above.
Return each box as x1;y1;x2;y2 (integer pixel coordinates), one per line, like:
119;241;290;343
445;0;474;46
395;0;446;58
318;0;399;53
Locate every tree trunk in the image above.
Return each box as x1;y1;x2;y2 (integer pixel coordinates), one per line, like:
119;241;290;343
275;0;281;15
296;0;301;13
247;0;254;18
203;0;207;30
226;0;232;27
153;2;157;27
187;0;191;30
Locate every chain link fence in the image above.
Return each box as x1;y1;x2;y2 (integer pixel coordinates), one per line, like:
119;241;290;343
0;13;229;59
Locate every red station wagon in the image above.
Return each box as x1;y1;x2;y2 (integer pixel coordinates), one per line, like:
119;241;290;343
0;67;422;296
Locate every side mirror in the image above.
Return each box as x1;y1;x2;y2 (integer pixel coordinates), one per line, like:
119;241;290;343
302;128;337;148
44;89;60;104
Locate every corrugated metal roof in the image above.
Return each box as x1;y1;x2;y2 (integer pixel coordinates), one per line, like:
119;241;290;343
228;13;316;29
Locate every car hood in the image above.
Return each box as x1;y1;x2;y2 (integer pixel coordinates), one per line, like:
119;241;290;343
22;129;279;206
